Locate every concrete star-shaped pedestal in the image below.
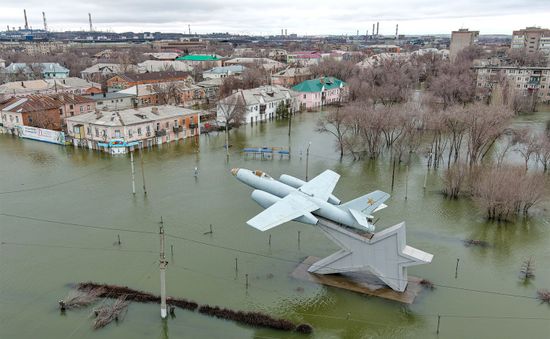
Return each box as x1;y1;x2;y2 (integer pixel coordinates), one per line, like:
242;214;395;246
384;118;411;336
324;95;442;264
308;219;433;292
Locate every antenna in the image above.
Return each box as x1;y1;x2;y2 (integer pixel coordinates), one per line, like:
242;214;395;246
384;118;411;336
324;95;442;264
23;9;29;30
88;13;93;32
43;12;47;32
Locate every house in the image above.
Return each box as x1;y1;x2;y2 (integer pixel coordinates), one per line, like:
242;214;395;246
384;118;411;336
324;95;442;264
196;78;223;104
2;62;70;80
65;105;201;153
143;52;180;60
271;67;313;87
137;60;193;73
202;65;246;79
217;85;299;125
175;55;223;68
84;92;137;111
1;95;64;131
224;58;285;72
292;77;347;110
53;93;96;120
80;63;139;81
0;78;101;100
106;71;194;91
118;82;208;108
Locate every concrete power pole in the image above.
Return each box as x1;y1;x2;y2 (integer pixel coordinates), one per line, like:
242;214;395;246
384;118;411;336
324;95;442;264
42;12;47;32
88;13;93;32
159;218;168;319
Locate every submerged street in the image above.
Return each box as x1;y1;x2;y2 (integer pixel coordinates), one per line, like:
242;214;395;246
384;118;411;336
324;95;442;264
1;111;549;338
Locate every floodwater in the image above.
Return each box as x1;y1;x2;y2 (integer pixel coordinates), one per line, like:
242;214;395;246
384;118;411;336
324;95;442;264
1;111;549;339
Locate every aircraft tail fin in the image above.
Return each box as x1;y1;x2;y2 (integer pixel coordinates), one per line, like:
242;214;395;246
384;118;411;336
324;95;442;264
341;190;390;215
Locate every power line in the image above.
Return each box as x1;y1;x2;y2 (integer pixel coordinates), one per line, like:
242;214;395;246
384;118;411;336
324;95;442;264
0;241;156;254
0;212;541;302
0;164;112;195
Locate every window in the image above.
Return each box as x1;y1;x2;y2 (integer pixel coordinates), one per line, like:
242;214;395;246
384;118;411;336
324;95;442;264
15;116;19;123
137;128;142;135
73;126;80;134
9;115;13;122
80;106;83;112
87;127;91;135
129;129;133;138
59;108;63;116
115;130;121;138
70;104;74;109
87;105;90;110
165;122;169;128
95;128;99;137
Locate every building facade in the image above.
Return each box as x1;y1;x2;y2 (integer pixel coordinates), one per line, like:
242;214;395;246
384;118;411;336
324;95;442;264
512;27;550;54
65;105;201;152
271;67;312;87
474;65;550;104
292;77;347;110
217;85;299;125
106;72;193;91
449;29;479;62
203;65;246;79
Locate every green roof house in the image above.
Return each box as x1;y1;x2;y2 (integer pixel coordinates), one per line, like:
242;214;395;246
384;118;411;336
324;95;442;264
292;77;346;110
176;55;223;67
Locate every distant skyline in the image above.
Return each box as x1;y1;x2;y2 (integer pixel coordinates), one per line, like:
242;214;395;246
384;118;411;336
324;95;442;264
2;0;550;36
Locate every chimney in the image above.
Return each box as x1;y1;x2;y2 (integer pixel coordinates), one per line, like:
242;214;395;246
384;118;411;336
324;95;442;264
21;81;25;88
376;22;379;35
151;107;159;114
372;23;375;37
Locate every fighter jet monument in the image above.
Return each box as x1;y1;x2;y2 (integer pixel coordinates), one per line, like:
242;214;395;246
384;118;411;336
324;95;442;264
232;168;433;293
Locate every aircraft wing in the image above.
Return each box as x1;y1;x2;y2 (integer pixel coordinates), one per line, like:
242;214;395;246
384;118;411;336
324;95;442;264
247;193;319;231
298;170;340;202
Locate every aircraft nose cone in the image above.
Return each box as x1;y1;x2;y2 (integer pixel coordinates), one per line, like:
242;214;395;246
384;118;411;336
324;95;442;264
231;168;240;176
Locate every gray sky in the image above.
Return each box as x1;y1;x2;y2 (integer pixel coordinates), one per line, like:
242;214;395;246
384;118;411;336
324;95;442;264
2;0;550;35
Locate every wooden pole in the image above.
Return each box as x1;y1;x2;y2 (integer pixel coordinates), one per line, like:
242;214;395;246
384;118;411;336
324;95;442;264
455;258;460;279
436;314;441;334
305;142;311;181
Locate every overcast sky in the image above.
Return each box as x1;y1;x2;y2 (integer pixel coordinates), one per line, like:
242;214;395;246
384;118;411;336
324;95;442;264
2;0;550;36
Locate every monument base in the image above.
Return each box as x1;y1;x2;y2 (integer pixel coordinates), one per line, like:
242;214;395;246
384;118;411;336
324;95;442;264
291;256;424;304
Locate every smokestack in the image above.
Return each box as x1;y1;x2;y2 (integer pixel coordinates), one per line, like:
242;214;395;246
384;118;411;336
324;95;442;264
396;24;398;39
372;23;375;37
357;29;359;36
24;9;29;30
88;13;93;32
42;12;47;32
281;28;283;36
376;22;379;35
285;28;287;36
188;24;191;35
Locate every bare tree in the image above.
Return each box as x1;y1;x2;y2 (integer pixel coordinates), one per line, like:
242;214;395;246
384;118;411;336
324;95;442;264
316;105;352;158
218;93;247;160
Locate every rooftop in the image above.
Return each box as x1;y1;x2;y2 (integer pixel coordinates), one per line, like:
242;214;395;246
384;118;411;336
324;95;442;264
176;55;221;61
66;105;200;127
292;77;345;93
203;65;246;75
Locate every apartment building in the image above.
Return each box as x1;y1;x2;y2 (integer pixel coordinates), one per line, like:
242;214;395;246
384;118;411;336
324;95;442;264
512;27;550;54
65;105;201;153
474;65;550;103
449;29;479;62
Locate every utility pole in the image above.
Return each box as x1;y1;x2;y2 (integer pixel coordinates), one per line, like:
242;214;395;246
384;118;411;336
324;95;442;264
159;218;168;319
139;147;147;195
130;149;136;195
305;141;311;181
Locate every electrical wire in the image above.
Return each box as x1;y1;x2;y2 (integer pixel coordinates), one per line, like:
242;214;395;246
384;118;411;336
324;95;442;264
0;212;542;302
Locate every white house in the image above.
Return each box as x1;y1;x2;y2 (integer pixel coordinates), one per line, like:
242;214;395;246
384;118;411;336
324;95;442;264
202;65;246;79
217;85;299;125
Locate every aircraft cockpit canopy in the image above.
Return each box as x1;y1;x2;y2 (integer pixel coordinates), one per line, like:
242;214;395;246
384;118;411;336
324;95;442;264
254;170;272;179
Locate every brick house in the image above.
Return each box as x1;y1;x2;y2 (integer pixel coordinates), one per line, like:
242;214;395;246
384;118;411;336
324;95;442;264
1;95;64;131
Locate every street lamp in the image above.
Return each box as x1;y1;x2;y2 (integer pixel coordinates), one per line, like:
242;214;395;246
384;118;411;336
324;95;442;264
305;141;311;181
